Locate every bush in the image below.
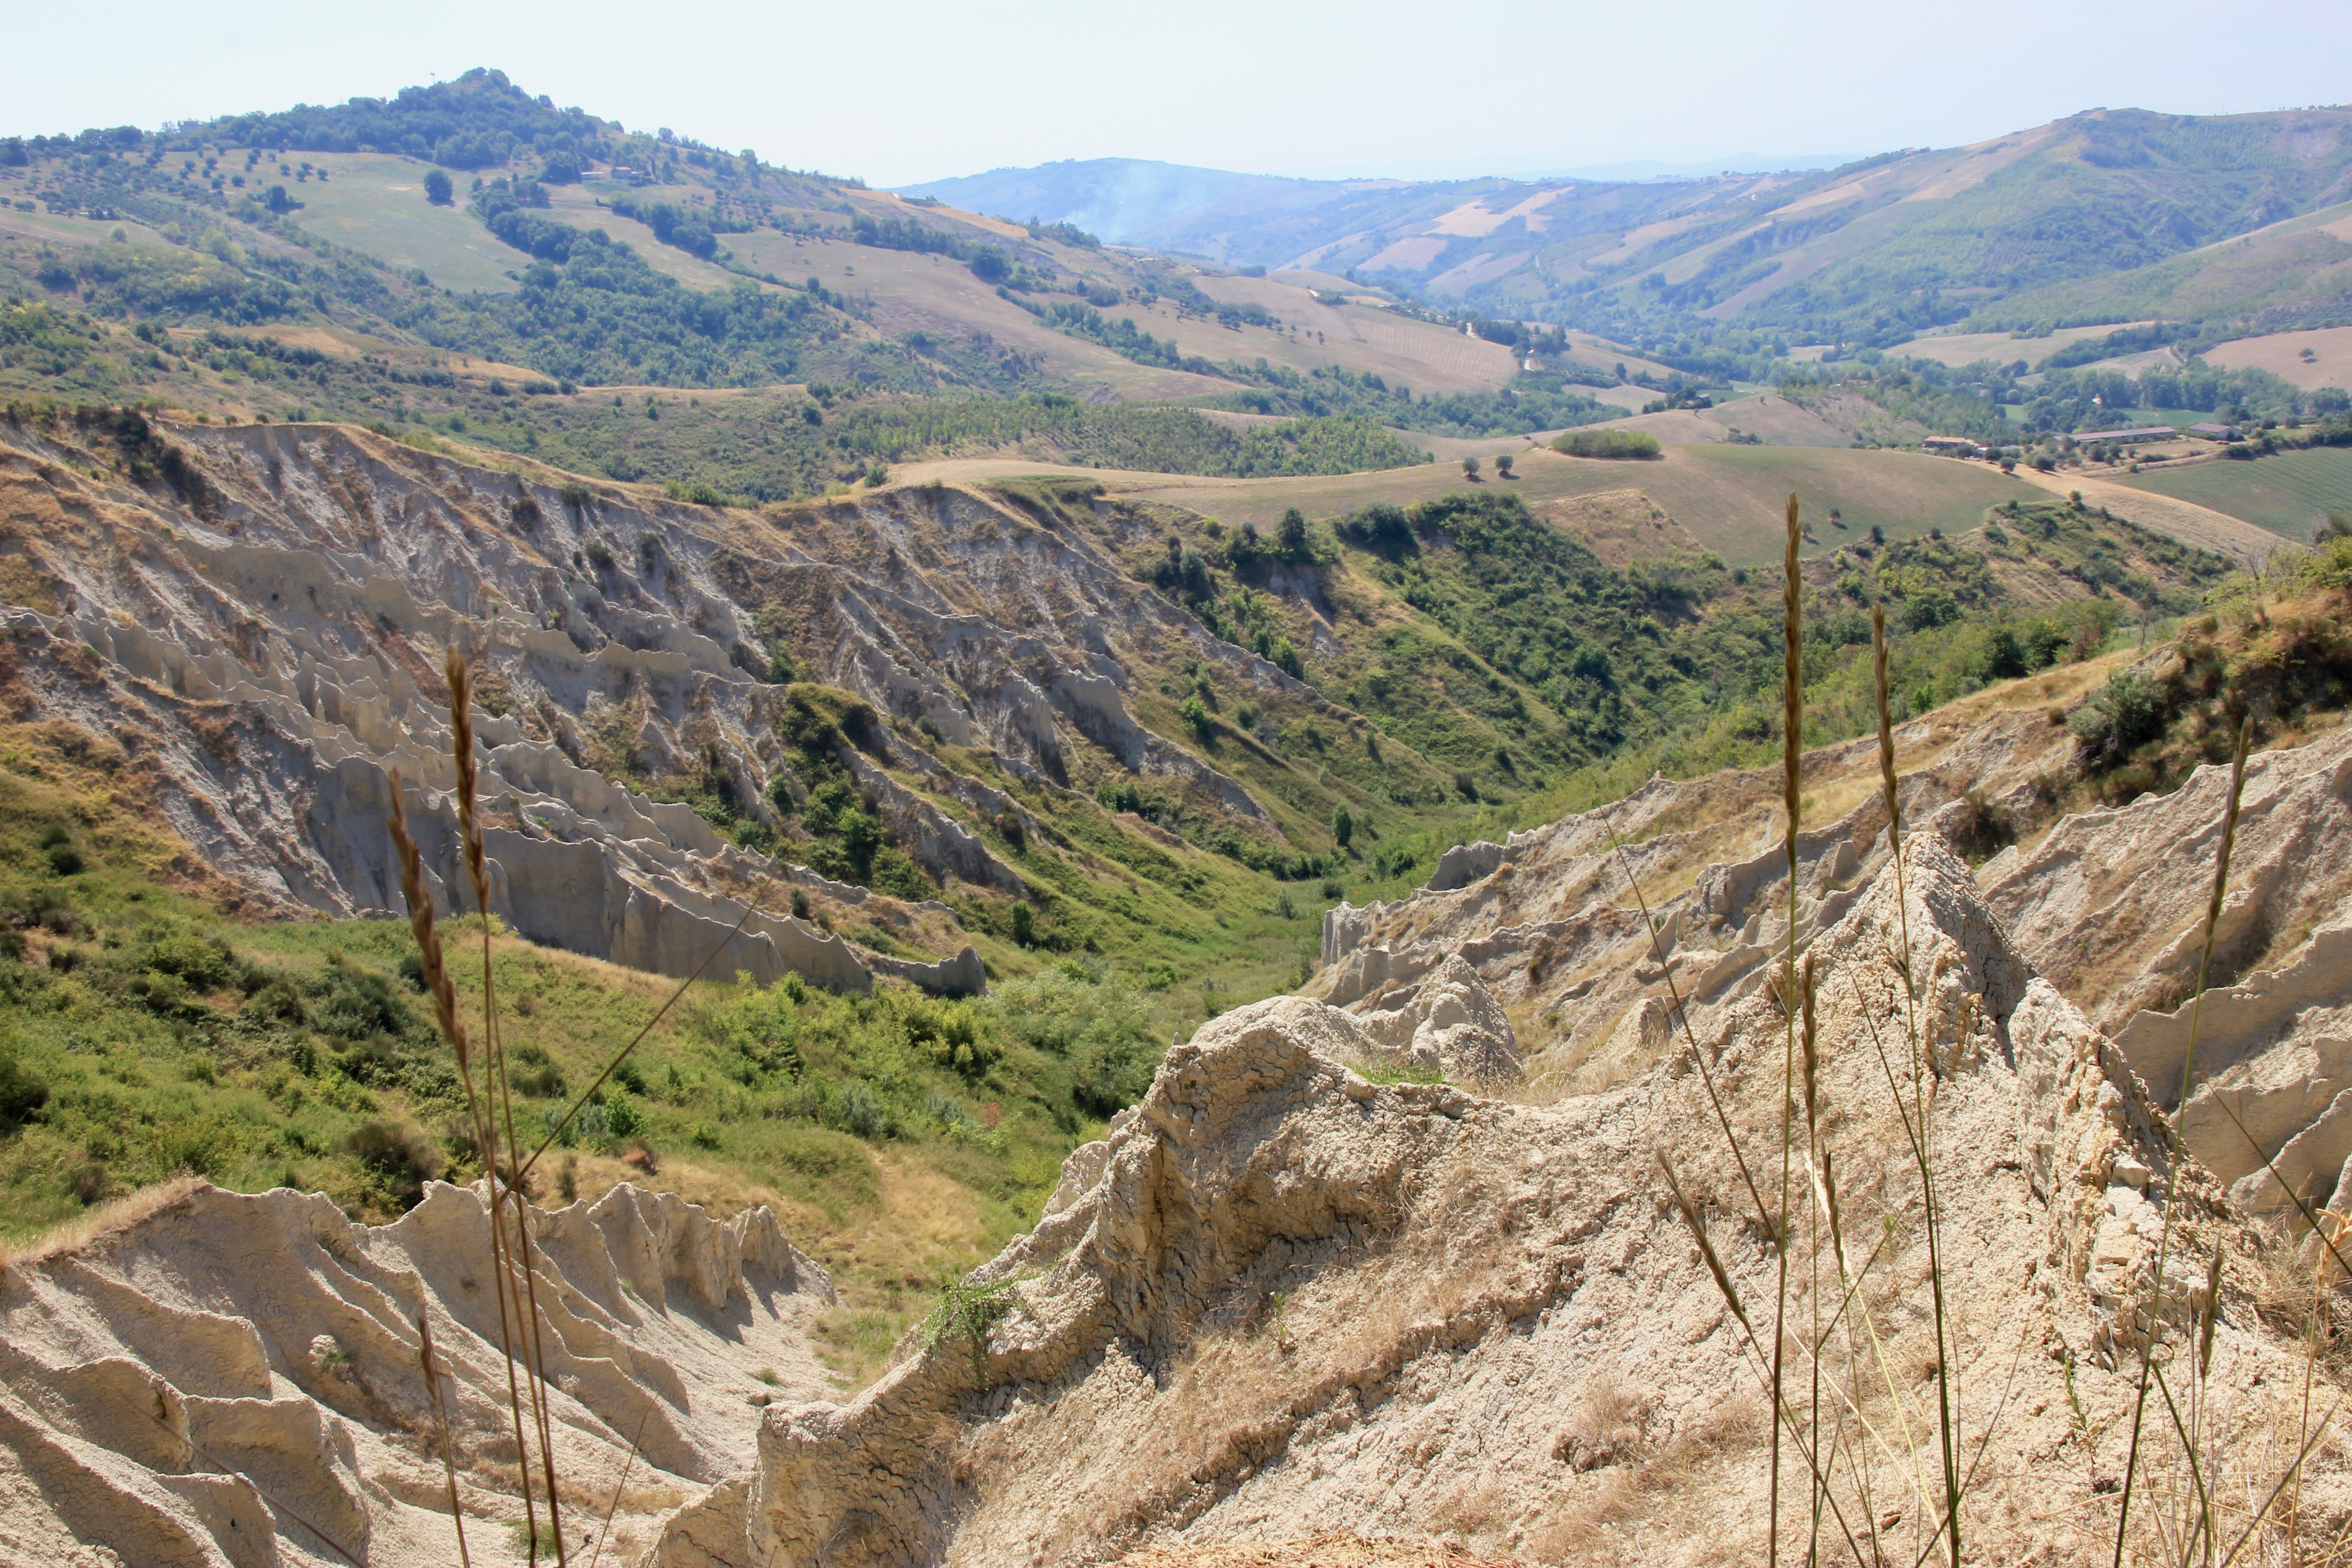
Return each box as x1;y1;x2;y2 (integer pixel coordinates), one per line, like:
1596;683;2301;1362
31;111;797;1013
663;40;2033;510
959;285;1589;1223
1553;429;1662;460
0;1041;49;1129
345;1118;442;1208
1180;694;1213;741
142;933;238;991
988;963;1160;1117
2067;670;2164;766
423;169;453;205
901;998;998;1080
604;1090;645;1140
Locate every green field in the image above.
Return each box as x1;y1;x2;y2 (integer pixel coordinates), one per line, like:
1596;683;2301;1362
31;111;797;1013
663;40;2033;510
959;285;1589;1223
279;153;530;292
1123;441;2043;565
2113;447;2352;540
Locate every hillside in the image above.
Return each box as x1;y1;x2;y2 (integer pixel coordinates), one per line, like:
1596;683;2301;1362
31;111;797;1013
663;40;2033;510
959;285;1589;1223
913;105;2352;372
0;400;2244;1233
0;69;1593;457
12;578;2352;1562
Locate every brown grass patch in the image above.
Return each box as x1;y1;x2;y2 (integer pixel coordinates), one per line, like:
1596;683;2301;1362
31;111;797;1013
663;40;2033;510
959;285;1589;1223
0;1173;206;1272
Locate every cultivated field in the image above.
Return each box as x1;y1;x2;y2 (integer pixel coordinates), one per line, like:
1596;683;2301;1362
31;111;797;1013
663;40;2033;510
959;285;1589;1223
1113;440;2043;564
1890;321;2154;369
2200;324;2352;392
724;233;1234;402
1582;391;1855;446
2113;445;2352;540
1186;274;1519;393
2005;462;2285;564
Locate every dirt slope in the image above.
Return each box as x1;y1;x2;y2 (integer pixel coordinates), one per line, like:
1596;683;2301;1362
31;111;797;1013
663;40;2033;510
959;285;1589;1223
0;413;1370;993
0;1181;830;1567
642;833;2345;1566
6;703;2351;1565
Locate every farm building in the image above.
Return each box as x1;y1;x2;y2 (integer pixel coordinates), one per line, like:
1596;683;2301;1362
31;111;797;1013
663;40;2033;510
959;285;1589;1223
2076;426;2180;443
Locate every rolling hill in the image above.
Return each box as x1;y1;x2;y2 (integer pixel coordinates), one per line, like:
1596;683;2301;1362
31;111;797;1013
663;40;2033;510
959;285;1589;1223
909;105;2352;357
0;70;1586;451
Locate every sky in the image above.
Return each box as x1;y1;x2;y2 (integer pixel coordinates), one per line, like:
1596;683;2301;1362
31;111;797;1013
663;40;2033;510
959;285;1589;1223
13;0;2352;188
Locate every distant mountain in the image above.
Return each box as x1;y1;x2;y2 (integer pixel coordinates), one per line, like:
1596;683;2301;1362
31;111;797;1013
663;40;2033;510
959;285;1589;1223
903;108;2352;348
1521;154;1862;181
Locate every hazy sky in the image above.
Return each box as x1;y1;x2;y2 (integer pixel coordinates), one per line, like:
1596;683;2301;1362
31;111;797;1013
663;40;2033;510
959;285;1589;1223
15;0;2352;187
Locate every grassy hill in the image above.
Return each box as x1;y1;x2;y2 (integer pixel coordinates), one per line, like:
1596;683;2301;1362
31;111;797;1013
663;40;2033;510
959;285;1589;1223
0;70;1578;439
1969;200;2352;335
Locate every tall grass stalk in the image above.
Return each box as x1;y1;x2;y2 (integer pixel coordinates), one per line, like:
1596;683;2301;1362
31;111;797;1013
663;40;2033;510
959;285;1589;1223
2113;717;2249;1568
1773;492;1802;1568
387;769;549;1556
388;651;774;1565
1605;808;1773;1237
1872;601;1961;1568
418;1312;473;1568
449;653;570;1567
585;1412;650;1568
1660;1148;1873;1565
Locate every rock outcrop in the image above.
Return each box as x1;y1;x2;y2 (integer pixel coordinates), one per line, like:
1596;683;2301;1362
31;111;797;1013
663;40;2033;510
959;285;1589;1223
1985;726;2352;1211
0;1181;832;1568
0;419;1345;996
1355;955;1523;1086
1310;701;2138;1105
643;836;2333;1567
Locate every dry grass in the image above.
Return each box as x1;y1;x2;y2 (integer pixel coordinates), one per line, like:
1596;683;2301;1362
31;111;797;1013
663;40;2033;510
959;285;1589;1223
1108;1533;1533;1568
0;1172;205;1271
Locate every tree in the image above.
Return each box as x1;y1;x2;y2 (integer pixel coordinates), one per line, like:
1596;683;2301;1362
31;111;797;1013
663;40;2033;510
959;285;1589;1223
1277;507;1309;562
423;168;453;205
540;149;582;183
1009;901;1034;946
1332;806;1353;849
839;809;883;882
969;247;1012;284
1462;456;1480;479
1494;453;1514;477
1180;693;1213;741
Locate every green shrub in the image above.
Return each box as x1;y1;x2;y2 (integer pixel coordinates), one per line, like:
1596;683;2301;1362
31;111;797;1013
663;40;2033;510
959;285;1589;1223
345;1118;442;1208
142;933;238;992
901;997;998;1080
0;1040;49;1129
2067;671;2164;765
1552;429;1661;460
604;1090;645;1140
988;963;1160;1117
